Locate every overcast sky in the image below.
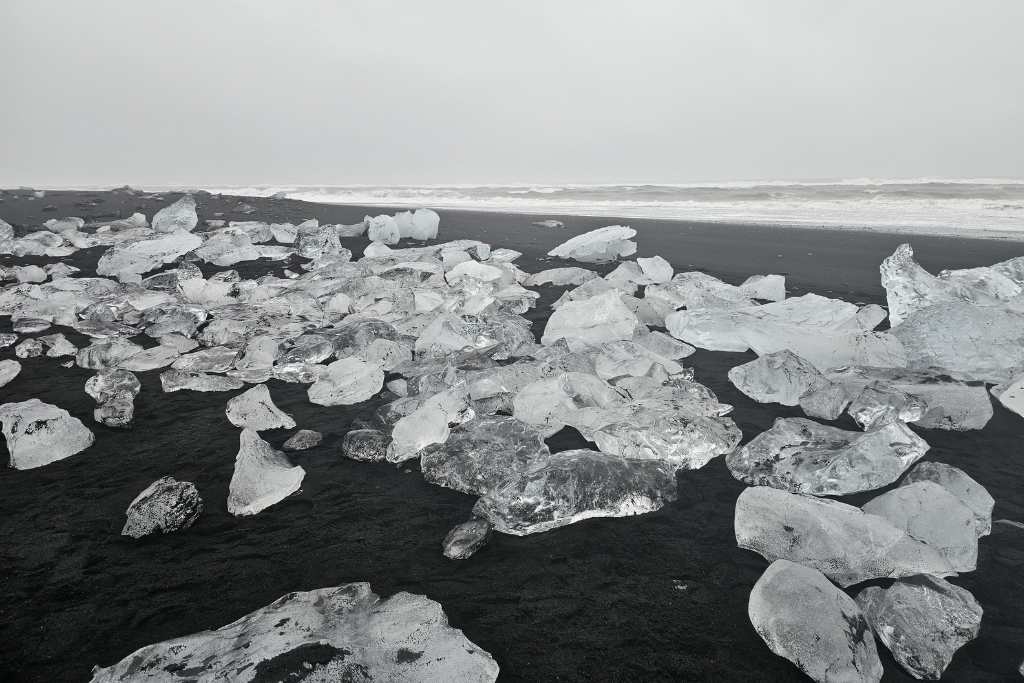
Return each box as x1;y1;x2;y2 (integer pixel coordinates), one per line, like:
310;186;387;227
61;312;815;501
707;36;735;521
2;0;1022;186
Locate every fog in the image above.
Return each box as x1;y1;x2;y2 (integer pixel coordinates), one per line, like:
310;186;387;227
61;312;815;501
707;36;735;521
2;0;1022;186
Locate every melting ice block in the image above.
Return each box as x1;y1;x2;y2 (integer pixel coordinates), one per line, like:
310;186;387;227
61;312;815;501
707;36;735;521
525;267;598;287
227;429;305;516
0;399;95;469
902;461;993;536
225;384;295;431
122;476;203;539
855;575;982;680
473;449;678;535
89;583;499;682
547;225;637;263
727;418;928;496
541;290;642;348
734;486;954;586
151;195;198;233
160;370;245;393
749;560;882;683
96;231;203;283
85;369;141;428
307;357;384;406
728;350;830;406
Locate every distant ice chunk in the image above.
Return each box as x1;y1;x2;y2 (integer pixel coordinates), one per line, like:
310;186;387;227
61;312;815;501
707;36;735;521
524;267;598;287
862;481;980;572
225;384;296;431
443;518;492;560
532;219;564;228
547;225;637;263
474;449;677;535
366;214;401;245
0;399;95;470
410;208;440;240
749;560;882;683
727;418;928;496
160;370;245;393
855;575;982;681
151;195;199;233
734;486;954;586
227;428;305;516
122;476;203;539
738;274;786;302
89;583;499;682
307;357;384;406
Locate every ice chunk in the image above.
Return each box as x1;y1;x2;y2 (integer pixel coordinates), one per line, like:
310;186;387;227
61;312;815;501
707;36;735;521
902;461;993;536
121;476;203;539
388;389;474;463
826;366;993;431
421;415;551;495
171;346;239;373
307;357;384;406
524;267;598;287
283;429;322;451
862;481;979;572
118;344;180;371
750;560;882;683
856;575;981;680
728;350;830;406
409;208;440;240
532;219;564;228
727;418;928;496
541;290;642;348
798;383;852;420
631;330;695;360
160;370;245;393
341;428;390;462
738;274;785;302
990;370;1024;419
151;195;198;233
635;255;673;284
0;399;95;470
645;271;757;311
85;369;141;428
225;384;296;430
473;449;677;535
15;338;42;358
592;413;740;470
89;583;499;683
39;333;77;358
891;301;1024;384
443;518;492;560
96;230;203;282
0;359;21;388
547;225;637;263
734;486;954;586
366;214;401;244
512;371;627;436
297;223;344;259
227;428;305;516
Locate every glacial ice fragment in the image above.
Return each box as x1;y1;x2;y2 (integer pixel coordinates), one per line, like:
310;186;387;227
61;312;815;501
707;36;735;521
524;267;598;287
341;428;390;462
541;290;642;349
85;369;141;428
283;429;322;451
734;486;954;586
96;230;203;282
728;350;830;406
862;481;979;572
121;476;203;539
547;225;638;263
727;418;929;496
856;575;982;680
89;583;499;682
443;518;492;560
307;357;384;406
0;359;21;388
225;384;296;430
473;449;678;535
0;399;95;470
902;461;993;536
749;560;882;683
151;195;198;233
160;370;245;393
227;428;305;516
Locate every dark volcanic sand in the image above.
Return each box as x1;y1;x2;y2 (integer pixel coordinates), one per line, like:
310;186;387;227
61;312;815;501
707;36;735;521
1;189;1022;682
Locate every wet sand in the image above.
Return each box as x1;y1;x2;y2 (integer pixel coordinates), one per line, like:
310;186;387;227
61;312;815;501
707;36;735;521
1;189;1022;681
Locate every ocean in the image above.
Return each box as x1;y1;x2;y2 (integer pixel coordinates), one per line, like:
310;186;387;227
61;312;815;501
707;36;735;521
195;179;1024;239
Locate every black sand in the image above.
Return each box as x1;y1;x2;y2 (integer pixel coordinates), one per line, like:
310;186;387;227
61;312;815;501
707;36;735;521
1;190;1022;681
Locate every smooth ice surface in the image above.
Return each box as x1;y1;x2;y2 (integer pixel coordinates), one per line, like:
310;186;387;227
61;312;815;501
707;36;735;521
225;385;296;431
856;575;982;680
734;486;954;586
728;350;829;406
151;195;198;233
727;418;929;496
0;399;95;470
89;583;499;682
473;449;678;536
862;481;980;572
541;290;642;348
547;225;637;263
749;560;882;683
307;357;384;406
227;429;306;516
902;461;993;536
121;476;203;539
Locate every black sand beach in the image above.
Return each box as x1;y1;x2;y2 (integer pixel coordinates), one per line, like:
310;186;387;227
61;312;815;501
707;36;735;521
1;190;1023;682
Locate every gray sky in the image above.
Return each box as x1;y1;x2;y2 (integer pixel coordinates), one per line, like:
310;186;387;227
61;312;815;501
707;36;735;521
2;0;1022;186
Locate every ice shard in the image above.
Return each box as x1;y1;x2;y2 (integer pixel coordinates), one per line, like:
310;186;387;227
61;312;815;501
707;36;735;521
227;429;306;516
225;384;296;430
